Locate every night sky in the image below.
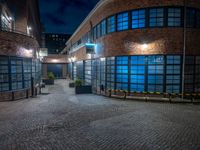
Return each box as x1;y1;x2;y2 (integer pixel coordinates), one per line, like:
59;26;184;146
39;0;100;34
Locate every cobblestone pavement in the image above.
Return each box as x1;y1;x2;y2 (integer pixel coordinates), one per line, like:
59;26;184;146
0;80;200;150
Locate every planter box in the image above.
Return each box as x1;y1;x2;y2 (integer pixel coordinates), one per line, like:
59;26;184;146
69;82;75;88
75;86;92;94
42;79;54;85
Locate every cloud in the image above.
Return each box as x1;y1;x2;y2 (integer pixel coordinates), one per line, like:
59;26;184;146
39;0;99;33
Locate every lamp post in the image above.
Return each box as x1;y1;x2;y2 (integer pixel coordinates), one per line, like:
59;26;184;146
182;0;187;100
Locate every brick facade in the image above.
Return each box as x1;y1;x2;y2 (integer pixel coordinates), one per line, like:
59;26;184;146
0;0;41;101
65;0;200;61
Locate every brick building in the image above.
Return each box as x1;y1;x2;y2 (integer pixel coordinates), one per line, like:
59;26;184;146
0;0;42;101
61;0;200;95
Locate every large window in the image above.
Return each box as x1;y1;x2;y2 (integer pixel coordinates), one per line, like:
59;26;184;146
23;59;32;88
117;12;129;31
106;57;115;90
85;60;92;85
100;58;106;90
1;14;12;31
132;9;146;29
130;56;145;92
185;56;195;92
76;61;84;80
101;20;106;36
168;8;181;27
11;58;23;90
93;26;97;40
92;59;98;90
186;8;196;28
97;23;101;38
147;56;164;92
0;57;9;91
107;16;115;33
116;56;128;90
149;8;164;27
166;56;181;93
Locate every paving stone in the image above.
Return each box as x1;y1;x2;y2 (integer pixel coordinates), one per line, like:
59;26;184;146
0;80;200;150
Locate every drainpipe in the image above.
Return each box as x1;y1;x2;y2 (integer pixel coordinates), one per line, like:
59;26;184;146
182;0;187;100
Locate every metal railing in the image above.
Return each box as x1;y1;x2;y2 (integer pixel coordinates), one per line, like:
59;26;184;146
106;89;200;103
0;27;34;38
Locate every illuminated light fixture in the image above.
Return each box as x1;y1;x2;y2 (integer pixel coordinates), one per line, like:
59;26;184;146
28;26;32;30
142;44;148;49
71;57;76;62
85;43;96;46
8;17;13;21
100;58;105;61
87;54;92;59
68;58;72;62
52;59;58;63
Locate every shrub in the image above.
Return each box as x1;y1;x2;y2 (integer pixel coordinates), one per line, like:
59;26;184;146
47;72;55;80
75;79;82;86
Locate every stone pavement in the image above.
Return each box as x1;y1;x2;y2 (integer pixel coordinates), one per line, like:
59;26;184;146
0;80;200;150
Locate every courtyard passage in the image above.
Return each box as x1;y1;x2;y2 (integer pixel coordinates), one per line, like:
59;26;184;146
0;80;200;150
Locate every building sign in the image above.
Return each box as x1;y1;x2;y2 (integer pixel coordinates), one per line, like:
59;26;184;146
85;43;95;54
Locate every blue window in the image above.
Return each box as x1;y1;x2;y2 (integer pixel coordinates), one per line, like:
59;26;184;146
97;24;101;38
132;9;146;29
131;84;144;92
168;8;181;27
148;56;164;65
116;56;128;65
117;66;128;74
149;8;164;27
131;66;145;74
116;74;128;83
101;20;106;36
187;8;196;27
116;83;128;90
148;75;163;92
131;75;144;84
23;59;32;88
167;55;181;64
117;12;129;31
166;55;181;93
0;57;9;91
130;56;145;92
93;26;97;40
11;58;23;90
148;65;164;74
106;57;115;90
131;56;145;65
107;16;115;33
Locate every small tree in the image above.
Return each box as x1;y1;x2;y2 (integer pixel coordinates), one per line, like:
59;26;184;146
75;79;82;86
47;72;55;80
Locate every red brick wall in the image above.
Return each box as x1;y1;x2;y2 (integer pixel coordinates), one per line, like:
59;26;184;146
0;30;39;58
67;0;200;61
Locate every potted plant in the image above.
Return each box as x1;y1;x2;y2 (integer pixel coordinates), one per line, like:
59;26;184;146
75;79;92;94
43;72;55;85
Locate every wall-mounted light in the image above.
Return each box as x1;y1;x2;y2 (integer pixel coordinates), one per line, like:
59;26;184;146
142;44;148;49
71;57;76;62
100;58;105;61
52;59;58;63
28;26;32;30
8;17;13;21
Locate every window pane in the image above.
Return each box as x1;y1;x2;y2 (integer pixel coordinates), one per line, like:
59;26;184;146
149;8;164;27
117;12;129;31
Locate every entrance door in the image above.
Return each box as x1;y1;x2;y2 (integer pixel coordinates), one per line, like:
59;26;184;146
47;64;63;79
